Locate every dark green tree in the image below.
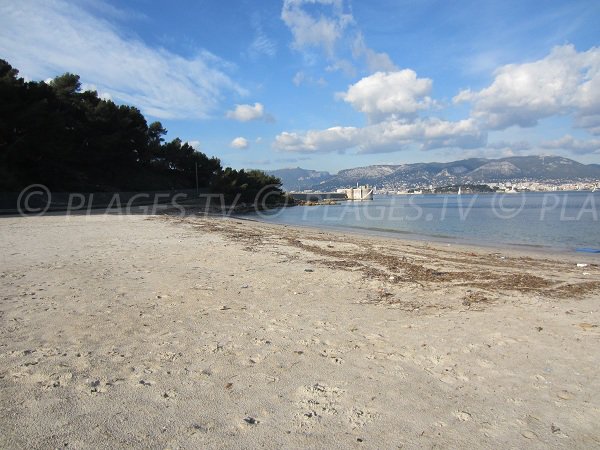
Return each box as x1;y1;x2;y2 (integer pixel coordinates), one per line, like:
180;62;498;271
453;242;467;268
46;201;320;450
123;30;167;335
0;60;283;200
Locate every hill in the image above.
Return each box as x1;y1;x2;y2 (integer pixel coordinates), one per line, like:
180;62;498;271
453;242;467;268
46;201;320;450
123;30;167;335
265;167;332;191
281;156;600;191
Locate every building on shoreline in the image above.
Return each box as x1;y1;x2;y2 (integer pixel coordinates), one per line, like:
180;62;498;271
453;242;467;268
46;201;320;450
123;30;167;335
336;185;374;201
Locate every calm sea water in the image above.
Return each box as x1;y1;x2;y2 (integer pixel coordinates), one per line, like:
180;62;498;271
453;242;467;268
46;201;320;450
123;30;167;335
251;192;600;251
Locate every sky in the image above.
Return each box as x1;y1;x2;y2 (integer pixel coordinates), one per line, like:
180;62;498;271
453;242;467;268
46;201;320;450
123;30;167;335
1;0;600;173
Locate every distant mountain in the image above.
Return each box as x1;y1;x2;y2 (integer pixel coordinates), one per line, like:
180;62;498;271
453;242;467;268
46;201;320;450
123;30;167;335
266;167;333;191
273;156;600;191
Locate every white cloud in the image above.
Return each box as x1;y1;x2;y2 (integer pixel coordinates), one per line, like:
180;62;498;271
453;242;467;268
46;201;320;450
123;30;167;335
573;115;600;135
248;34;277;59
540;135;600;155
230;137;250;149
281;0;353;58
454;45;600;132
292;71;327;87
339;70;434;122
275;126;358;153
0;0;245;120
281;0;395;76
226;103;266;122
292;71;305;86
273;118;485;154
278;63;481;155
247;14;277;60
351;33;397;73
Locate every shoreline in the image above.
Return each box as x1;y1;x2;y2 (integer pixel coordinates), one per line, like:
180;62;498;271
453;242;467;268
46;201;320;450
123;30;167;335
232;212;600;261
236;191;600;256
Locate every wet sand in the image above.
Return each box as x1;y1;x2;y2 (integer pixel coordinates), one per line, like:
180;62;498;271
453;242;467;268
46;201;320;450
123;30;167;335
1;214;599;448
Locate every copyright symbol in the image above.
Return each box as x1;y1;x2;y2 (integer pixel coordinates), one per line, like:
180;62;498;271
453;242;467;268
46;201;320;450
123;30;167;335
17;184;51;217
253;185;288;219
491;193;526;220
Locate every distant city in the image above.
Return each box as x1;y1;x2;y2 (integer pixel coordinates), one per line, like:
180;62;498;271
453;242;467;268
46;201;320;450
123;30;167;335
268;155;600;194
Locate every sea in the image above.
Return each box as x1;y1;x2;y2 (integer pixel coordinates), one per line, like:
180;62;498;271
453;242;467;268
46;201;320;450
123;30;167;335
250;191;600;252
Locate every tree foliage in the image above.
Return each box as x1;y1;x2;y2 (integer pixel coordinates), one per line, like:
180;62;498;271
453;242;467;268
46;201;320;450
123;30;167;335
0;60;282;202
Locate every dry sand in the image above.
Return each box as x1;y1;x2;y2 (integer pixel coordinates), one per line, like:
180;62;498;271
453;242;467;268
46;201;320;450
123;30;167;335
1;213;599;449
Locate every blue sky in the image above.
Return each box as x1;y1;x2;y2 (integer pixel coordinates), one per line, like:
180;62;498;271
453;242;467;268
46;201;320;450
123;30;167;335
1;0;600;173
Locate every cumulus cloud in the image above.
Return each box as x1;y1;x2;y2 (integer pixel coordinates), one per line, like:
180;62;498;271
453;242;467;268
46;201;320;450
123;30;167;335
0;0;245;119
226;103;267;122
230;137;250;149
339;70;434;123
540;135;600;154
277;63;482;154
454;45;600;132
273;118;485;154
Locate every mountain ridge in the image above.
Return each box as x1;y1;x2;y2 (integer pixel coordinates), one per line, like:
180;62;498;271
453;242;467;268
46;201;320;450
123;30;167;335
267;156;600;191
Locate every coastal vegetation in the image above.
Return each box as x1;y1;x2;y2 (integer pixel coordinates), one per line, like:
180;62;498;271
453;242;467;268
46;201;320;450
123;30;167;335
0;60;283;203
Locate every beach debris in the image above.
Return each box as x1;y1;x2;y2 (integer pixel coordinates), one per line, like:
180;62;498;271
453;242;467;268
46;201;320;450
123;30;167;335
243;417;258;425
578;322;598;330
576;263;588;267
462;291;490;308
220;306;230;310
535;326;543;332
304;268;314;272
240;284;249;288
225;382;233;389
551;424;561;434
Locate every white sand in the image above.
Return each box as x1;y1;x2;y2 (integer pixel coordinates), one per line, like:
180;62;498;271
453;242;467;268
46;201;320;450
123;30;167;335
1;214;599;448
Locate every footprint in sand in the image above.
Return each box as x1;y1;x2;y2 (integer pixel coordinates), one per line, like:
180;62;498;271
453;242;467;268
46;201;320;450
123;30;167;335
320;348;344;365
295;383;345;428
348;407;378;429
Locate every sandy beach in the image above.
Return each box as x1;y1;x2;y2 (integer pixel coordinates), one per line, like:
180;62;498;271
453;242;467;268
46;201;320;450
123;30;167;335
1;213;599;448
